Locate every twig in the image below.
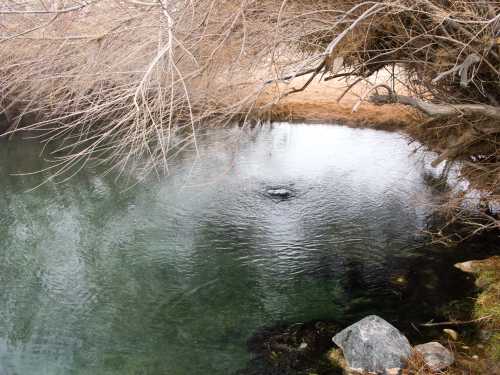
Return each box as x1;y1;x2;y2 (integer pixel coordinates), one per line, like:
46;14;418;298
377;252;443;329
420;316;492;327
371;94;500;121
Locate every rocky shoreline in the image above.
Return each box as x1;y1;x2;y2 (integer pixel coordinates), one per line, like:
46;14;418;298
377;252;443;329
237;257;499;375
332;315;454;374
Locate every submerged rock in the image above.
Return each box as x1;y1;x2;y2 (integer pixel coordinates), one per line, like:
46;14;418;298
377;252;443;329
332;315;412;374
266;188;292;198
237;320;340;375
479;329;493;342
414;342;454;370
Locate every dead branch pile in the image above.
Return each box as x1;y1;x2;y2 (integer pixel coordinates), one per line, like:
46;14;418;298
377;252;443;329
268;0;500;235
254;0;500;238
0;0;278;177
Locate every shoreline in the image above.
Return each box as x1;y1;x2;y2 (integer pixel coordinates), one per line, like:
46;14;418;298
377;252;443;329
251;77;499;374
256;74;419;131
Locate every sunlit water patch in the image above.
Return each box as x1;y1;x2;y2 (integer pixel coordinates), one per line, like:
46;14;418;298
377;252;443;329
0;124;482;374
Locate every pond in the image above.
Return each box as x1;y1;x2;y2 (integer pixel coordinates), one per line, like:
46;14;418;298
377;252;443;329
0;124;480;374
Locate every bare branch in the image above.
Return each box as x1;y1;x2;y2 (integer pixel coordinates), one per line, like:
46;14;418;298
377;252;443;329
371;94;500;121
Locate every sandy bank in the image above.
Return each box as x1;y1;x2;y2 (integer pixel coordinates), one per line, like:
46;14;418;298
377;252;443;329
258;74;419;130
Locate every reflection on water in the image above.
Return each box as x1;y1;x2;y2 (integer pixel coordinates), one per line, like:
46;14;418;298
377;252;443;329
0;124;477;374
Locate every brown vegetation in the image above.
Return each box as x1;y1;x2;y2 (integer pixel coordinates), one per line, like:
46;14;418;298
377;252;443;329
267;0;500;238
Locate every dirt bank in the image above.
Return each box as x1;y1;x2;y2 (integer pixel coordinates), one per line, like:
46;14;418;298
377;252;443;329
258;74;419;130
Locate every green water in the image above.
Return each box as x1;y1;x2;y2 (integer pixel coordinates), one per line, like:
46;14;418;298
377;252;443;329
0;124;478;374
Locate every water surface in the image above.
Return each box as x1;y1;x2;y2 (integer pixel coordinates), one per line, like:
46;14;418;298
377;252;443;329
0;124;476;374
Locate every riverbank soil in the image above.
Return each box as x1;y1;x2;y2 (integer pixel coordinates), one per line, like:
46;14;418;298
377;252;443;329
257;73;419;130
257;73;499;209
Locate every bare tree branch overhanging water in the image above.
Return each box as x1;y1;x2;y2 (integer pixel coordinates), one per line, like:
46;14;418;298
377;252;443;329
0;0;498;234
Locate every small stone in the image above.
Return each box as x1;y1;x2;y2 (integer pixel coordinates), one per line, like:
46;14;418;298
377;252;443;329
479;329;493;342
472;355;479;360
386;368;402;375
333;315;412;374
298;342;308;350
390;275;408;287
345;369;365;375
443;328;459;341
267;188;291;198
461;345;470;350
414;342;454;371
477;344;484;349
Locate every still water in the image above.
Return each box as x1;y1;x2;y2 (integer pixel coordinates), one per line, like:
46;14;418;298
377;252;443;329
0;124;477;374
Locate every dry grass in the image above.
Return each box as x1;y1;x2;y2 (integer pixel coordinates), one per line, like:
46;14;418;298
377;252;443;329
405;350;449;375
472;257;500;366
328;347;474;375
450;257;500;374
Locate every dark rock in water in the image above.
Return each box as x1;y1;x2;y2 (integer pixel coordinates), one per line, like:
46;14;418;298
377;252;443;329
479;329;493;342
332;315;412;374
267;188;292;198
414;342;454;371
236;320;342;375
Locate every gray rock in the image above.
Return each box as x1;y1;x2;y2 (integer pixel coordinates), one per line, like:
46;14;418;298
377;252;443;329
298;342;308;350
332;315;412;374
267;188;291;198
414;342;454;371
479;329;493;342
